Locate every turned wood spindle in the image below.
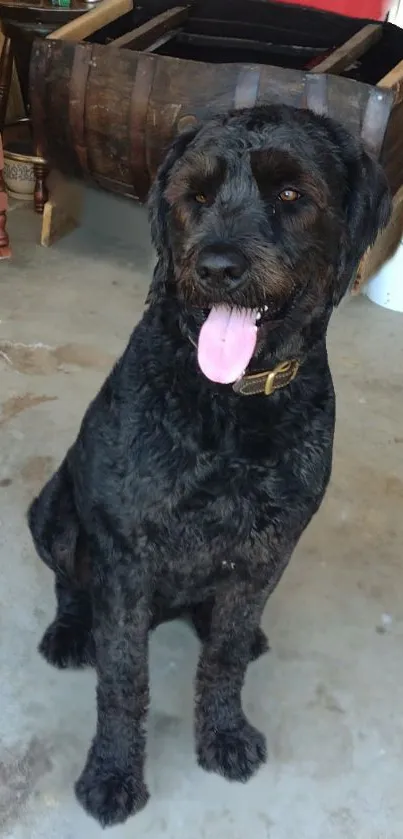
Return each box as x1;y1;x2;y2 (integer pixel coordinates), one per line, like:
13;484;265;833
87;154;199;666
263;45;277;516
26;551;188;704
0;163;11;258
33;160;49;214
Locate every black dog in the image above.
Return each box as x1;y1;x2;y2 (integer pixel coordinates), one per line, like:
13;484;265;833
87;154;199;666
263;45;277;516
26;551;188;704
28;105;390;827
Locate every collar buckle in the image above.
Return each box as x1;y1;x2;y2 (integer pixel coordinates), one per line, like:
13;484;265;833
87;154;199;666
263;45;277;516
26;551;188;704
264;360;300;395
233;359;300;397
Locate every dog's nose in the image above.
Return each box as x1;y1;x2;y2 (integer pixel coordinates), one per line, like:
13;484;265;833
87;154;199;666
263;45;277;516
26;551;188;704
196;245;247;289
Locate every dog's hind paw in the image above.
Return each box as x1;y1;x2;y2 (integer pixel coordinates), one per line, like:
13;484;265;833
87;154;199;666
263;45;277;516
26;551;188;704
75;765;149;827
197;718;267;782
39;620;95;669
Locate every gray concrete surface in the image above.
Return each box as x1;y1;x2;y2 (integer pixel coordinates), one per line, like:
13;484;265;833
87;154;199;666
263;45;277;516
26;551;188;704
1;192;402;839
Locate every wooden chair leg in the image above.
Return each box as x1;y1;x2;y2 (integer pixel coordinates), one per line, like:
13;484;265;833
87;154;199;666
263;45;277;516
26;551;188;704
0;161;11;259
0;209;11;258
0;35;13;134
33;159;49;214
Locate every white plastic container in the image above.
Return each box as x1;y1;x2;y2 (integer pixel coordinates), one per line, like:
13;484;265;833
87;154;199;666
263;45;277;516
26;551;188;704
364;239;403;313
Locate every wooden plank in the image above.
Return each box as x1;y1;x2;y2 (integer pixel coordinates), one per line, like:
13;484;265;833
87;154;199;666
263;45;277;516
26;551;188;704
178;31;328;59
378;59;403;105
48;0;133;43
144;31;179;53
360;85;392;159
40;170;83;248
380;98;403;195
110;6;189;50
312;24;382;75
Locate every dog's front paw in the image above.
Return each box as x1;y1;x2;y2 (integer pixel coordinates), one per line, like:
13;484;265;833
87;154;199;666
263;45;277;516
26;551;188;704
75;763;149;827
197;717;267;782
39;620;95;669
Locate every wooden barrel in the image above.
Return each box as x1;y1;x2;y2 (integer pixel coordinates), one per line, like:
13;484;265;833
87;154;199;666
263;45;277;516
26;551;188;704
29;38;394;203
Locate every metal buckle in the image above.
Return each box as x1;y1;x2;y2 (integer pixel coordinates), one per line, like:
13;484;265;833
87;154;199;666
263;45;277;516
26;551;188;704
264;360;299;396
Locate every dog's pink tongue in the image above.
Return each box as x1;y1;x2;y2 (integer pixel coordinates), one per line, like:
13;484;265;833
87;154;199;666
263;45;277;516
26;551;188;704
197;305;257;384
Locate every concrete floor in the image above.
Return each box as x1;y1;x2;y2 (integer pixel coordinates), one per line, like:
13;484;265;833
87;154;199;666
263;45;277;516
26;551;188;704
1;192;402;839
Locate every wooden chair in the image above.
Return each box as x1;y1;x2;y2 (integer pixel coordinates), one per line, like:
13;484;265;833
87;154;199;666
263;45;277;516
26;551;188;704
0;0;129;217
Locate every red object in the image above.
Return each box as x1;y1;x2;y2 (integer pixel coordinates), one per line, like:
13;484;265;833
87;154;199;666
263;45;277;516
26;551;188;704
273;0;390;20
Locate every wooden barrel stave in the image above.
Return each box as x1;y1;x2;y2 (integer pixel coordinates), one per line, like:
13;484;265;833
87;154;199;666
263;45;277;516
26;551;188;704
85;45;139;187
144;59;261;186
31;39;84;179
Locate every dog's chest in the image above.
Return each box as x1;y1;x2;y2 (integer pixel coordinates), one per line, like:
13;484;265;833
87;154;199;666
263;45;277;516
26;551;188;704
125;426;320;556
78;377;333;566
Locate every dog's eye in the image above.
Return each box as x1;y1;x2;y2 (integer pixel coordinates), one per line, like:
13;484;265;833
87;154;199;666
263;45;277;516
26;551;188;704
278;188;300;203
194;192;208;205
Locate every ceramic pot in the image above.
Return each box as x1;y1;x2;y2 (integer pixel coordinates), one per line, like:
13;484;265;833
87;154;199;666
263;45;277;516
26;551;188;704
3;147;35;201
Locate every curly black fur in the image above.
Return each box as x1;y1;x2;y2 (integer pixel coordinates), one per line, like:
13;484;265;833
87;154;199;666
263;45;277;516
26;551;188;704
27;105;390;827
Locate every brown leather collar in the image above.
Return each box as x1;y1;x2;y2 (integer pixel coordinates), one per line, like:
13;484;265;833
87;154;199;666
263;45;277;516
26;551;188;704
233;359;300;396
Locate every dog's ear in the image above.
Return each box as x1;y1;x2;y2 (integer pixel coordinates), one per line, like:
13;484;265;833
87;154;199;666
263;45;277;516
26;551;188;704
334;143;391;304
146;126;199;305
345;148;391;254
